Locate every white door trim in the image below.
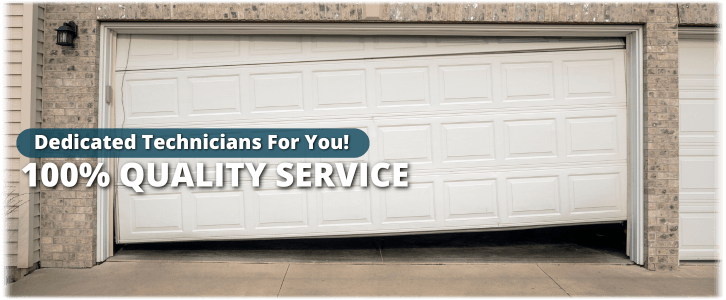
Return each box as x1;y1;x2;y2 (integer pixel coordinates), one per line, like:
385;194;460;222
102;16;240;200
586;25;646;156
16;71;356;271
679;26;719;39
97;23;645;265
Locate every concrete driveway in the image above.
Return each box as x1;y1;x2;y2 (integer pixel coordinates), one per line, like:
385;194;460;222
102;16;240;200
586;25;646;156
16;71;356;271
7;262;718;297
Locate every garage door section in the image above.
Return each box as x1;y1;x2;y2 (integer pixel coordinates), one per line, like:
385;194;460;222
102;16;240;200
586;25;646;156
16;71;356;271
678;36;720;260
115;35;628;243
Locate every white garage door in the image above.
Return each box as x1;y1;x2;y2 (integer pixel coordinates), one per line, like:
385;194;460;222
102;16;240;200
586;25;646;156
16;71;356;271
115;35;628;243
678;36;720;260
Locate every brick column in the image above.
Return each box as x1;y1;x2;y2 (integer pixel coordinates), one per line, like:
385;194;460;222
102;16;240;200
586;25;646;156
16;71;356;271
643;3;680;271
40;4;99;268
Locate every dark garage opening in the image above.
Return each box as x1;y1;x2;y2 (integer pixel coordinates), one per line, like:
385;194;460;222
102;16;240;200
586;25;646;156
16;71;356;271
108;223;631;264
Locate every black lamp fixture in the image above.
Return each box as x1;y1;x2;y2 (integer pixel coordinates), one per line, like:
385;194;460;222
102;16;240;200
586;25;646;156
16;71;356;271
55;21;77;47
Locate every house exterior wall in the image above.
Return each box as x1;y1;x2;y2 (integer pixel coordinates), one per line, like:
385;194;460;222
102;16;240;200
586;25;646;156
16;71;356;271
5;3;44;281
6;2;25;271
36;2;719;271
40;3;98;269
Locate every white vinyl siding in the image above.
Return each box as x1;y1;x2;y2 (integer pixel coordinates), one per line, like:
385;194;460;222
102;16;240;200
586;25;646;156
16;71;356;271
4;3;42;268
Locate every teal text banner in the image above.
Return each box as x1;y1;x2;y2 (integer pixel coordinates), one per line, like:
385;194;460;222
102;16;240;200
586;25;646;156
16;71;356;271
17;128;369;158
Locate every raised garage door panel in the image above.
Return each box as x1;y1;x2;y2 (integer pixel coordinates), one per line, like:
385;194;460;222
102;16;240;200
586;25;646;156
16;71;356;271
115;35;627;243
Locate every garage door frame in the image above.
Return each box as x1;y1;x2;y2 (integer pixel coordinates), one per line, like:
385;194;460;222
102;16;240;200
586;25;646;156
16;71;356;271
96;23;645;265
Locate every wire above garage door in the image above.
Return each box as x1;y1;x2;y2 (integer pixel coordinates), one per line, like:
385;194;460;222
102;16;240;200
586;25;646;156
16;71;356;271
115;35;624;71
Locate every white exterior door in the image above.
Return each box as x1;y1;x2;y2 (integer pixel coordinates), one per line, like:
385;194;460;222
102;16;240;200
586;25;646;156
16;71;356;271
114;35;628;243
678;36;720;260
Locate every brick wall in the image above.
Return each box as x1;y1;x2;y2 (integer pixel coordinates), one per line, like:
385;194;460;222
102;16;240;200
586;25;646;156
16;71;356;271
40;3;99;268
642;5;681;272
39;2;719;271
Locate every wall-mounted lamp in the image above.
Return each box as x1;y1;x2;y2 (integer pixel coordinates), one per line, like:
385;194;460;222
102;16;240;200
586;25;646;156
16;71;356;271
55;21;77;47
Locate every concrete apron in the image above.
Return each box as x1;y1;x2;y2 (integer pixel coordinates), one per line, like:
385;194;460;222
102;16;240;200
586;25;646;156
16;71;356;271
7;262;718;297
